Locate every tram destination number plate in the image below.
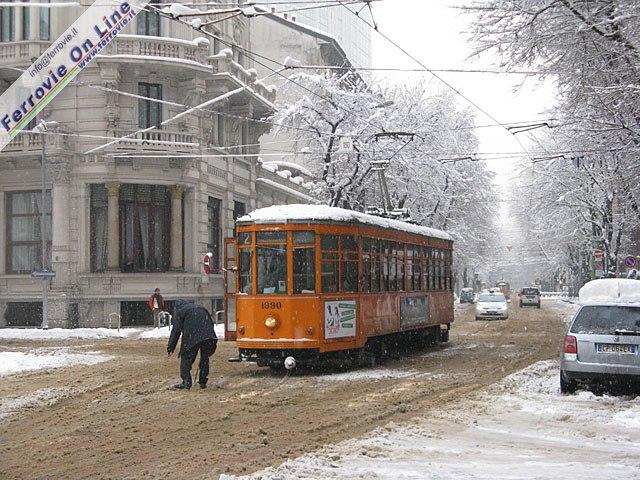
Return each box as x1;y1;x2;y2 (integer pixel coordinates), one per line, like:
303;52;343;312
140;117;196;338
596;344;638;354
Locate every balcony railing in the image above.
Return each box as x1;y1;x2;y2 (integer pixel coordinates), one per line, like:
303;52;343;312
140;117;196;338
208;53;277;104
112;128;199;151
103;35;208;67
1;131;69;155
0;41;49;66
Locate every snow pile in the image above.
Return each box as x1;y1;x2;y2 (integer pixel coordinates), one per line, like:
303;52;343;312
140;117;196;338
222;360;640;479
0;327;131;340
0;324;225;341
238;204;452;241
162;3;202;17
192;37;209;48
138;326;172;339
317;368;433;383
283;56;302;68
0;349;111;377
138;324;225;339
579;278;640;304
0;388;72;420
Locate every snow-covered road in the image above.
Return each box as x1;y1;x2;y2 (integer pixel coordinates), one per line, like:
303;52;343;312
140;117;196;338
223;360;640;480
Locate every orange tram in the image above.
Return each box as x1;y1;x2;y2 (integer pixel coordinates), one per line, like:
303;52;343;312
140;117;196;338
223;204;454;370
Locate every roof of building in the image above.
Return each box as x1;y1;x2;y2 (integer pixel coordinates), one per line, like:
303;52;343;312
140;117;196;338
253;6;352;68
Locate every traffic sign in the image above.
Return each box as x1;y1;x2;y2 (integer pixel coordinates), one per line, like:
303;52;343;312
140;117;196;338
31;270;56;278
337;136;353;154
625;255;638;269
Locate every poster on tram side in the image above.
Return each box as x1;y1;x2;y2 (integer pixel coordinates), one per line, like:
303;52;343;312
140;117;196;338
324;301;356;339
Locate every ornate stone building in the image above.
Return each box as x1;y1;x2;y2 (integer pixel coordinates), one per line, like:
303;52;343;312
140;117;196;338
0;1;313;327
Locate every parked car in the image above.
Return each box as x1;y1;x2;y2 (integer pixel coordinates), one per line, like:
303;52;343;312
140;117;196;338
460;288;475;303
519;287;541;308
560;279;640;393
475;293;508;320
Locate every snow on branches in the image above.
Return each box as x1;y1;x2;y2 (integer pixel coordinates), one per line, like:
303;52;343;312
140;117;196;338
469;0;640;288
271;72;499;287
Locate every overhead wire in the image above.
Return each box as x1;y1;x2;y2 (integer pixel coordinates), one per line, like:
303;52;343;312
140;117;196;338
334;0;535;157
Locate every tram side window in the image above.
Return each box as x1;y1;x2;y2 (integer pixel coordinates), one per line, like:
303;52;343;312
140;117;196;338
397;243;406;291
370;239;381;292
293;231;315;294
381;241;390;291
445;250;452;291
257;243;288;294
406;245;413;291
239;248;253;294
362;238;371;293
408;245;421;291
429;249;436;290
321;235;339;293
341;235;358;293
437;249;444;290
321;234;358;293
415;246;423;290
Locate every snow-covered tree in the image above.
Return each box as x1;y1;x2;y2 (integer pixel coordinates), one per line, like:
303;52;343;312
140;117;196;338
272;73;499;289
468;0;640;287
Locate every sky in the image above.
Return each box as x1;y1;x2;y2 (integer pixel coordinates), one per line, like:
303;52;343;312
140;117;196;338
369;0;556;182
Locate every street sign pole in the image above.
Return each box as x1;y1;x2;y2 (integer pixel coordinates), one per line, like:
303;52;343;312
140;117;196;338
40;135;48;330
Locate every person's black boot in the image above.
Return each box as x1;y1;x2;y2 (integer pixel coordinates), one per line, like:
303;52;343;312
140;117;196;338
199;383;207;389
173;383;191;390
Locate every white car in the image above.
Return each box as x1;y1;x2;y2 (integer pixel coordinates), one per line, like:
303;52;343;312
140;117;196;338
475;293;508;320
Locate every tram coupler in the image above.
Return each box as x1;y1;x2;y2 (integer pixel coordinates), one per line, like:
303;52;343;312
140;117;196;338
284;356;296;370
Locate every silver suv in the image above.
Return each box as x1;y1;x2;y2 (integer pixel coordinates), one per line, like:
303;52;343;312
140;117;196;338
561;304;640;393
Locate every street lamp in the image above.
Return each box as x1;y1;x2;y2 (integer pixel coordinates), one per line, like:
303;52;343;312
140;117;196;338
32;119;58;330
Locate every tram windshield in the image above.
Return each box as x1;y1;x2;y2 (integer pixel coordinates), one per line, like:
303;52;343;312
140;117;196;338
257;244;288;294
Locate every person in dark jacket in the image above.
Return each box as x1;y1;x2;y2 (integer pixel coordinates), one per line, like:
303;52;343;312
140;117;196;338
148;288;165;328
167;299;218;390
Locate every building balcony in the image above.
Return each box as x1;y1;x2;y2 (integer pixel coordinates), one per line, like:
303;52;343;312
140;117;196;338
1;130;70;157
108;127;200;154
207;52;276;114
0;41;49;69
98;34;211;74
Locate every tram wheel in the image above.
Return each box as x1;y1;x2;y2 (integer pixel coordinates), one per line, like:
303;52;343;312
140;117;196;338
356;344;378;368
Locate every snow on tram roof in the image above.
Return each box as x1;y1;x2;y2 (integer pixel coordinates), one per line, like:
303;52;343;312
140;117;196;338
237;204;453;241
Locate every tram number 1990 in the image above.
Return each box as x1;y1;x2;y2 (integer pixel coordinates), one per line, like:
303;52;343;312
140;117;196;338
261;302;282;309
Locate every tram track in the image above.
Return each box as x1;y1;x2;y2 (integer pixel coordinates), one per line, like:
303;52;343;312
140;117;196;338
0;301;567;479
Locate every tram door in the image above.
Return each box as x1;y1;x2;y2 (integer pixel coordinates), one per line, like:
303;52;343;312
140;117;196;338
223;238;237;341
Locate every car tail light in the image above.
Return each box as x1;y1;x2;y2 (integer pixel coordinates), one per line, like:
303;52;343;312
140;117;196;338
563;335;577;354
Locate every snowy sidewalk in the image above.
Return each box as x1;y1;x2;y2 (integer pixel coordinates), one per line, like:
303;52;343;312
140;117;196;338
0;347;111;377
222;361;640;480
0;324;225;341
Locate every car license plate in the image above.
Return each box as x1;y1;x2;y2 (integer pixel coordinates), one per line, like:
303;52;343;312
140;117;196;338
596;343;638;354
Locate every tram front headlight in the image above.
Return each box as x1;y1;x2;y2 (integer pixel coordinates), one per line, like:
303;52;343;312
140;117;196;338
264;315;279;330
